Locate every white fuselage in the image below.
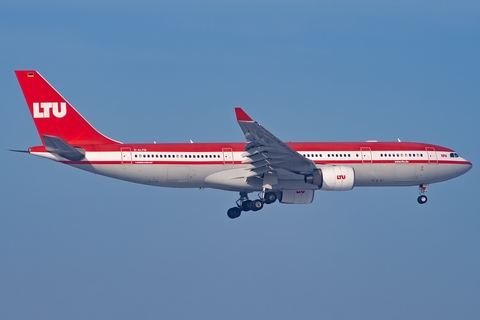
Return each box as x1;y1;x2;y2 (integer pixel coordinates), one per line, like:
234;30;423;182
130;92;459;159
30;142;472;192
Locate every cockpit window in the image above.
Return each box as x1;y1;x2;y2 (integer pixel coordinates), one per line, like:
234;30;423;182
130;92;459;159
450;152;460;158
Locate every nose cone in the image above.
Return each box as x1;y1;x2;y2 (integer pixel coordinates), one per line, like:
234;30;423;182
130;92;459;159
467;160;473;171
460;160;473;176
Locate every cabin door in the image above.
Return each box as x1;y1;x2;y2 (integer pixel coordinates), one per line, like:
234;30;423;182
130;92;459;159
121;147;132;164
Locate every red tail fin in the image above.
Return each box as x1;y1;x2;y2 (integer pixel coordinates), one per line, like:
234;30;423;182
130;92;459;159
15;70;120;146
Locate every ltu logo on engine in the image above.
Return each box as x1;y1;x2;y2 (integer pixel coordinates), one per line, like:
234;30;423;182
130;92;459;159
337;175;346;180
33;102;67;118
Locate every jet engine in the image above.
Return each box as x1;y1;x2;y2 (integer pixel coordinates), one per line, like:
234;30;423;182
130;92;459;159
280;190;315;204
304;166;355;191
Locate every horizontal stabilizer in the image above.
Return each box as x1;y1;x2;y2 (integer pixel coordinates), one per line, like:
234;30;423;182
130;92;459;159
9;149;30;153
43;135;85;161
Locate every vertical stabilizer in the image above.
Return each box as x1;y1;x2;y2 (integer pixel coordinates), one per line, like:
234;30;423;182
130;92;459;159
15;70;120;146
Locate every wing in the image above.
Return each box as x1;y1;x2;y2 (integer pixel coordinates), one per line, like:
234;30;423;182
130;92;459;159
235;108;319;189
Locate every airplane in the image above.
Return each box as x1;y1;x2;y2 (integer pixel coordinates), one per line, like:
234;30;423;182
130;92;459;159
14;70;472;219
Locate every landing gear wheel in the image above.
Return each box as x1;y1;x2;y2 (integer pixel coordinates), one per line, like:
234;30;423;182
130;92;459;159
264;192;277;204
227;207;242;219
251;199;264;211
242;200;252;212
417;195;428;204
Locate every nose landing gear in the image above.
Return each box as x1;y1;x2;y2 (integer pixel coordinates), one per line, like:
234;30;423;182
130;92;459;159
417;184;428;204
227;191;277;219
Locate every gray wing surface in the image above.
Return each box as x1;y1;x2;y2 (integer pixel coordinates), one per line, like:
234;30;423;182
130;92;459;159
235;108;319;189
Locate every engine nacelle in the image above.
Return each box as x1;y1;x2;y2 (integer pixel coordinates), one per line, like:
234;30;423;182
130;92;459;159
304;170;322;187
320;166;355;191
280;190;315;204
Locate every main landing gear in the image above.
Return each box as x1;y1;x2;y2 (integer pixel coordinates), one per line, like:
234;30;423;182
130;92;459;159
417;184;428;204
227;191;278;219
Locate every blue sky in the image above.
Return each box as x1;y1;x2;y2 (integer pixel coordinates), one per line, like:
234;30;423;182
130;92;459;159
1;1;479;319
